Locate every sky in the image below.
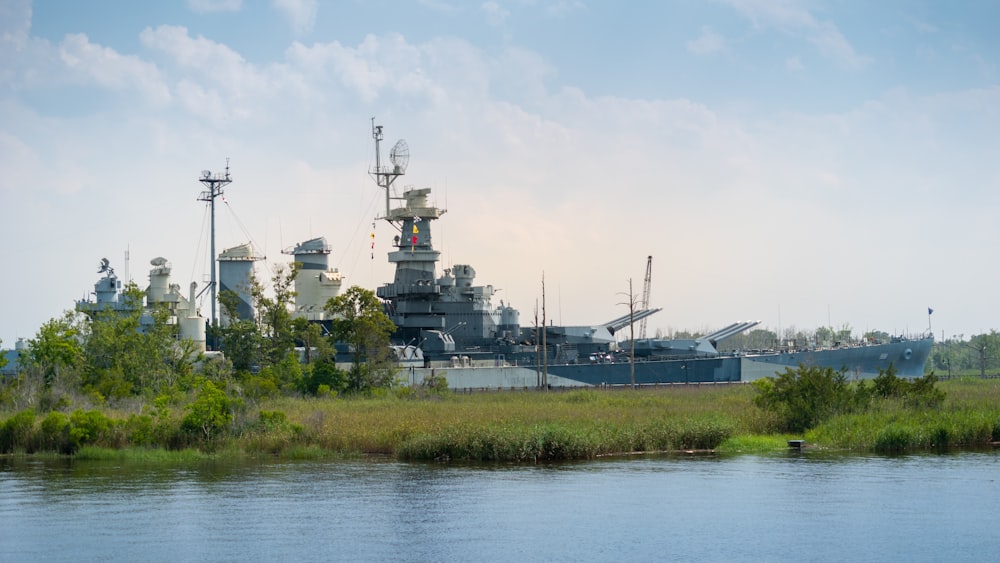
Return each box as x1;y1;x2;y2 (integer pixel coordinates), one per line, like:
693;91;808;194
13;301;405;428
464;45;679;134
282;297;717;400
2;0;999;349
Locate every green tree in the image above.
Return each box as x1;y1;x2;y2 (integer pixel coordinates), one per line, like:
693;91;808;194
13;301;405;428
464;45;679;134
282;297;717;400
965;331;1000;377
217;264;300;373
26;312;85;389
814;326;834;347
218;288;262;373
182;380;234;441
300;357;348;396
254;263;299;367
0;338;7;372
81;283;197;399
291;317;333;364
325;286;397;393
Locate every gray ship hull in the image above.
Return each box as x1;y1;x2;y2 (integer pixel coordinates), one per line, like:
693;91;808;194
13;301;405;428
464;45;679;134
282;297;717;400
415;337;933;389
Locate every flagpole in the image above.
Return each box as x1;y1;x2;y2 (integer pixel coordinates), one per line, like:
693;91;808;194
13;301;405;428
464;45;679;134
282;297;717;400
927;307;933;335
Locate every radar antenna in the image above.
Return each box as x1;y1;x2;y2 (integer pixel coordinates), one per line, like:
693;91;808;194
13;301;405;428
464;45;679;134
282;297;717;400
197;159;233;339
98;257;114;276
370;118;408;218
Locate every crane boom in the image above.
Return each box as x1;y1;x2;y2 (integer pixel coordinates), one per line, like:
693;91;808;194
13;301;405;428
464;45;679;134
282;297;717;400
639;255;652;339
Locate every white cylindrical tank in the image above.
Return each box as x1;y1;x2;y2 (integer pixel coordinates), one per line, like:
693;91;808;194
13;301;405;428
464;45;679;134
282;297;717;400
179;316;207;353
284;237;344;318
219;243;263;325
147;257;171;303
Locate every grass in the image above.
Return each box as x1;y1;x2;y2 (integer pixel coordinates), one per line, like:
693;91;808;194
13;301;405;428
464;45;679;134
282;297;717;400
262;386;757;459
4;379;1000;462
808;378;1000;452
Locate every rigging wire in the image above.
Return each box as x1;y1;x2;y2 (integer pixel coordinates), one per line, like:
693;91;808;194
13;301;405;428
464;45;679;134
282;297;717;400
189;202;211;309
339;182;385;282
222;199;266;262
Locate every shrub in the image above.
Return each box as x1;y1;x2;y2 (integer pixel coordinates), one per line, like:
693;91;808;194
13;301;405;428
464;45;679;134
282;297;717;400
182;381;234;441
300;358;348;396
752;365;854;433
39;411;71;453
1;410;37;453
68;409;113;450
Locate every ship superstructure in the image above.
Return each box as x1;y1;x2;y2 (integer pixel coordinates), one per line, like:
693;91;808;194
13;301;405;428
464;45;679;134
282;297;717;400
76;257;207;352
370;122;521;356
283;237;344;320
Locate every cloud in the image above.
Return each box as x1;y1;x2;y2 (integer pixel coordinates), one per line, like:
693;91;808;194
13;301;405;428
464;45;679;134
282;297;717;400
3;7;999;344
270;0;318;36
481;1;510;27
0;0;31;49
686;27;728;55
58;33;171;105
786;55;803;71
187;0;243;14
725;0;872;69
139;25;287;121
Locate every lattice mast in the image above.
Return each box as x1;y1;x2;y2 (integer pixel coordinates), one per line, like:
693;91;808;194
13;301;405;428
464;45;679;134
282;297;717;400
197;161;232;331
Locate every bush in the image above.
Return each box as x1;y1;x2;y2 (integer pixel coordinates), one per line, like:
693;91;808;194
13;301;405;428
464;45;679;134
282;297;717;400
752;365;854;433
69;409;114;451
1;410;37;453
182;381;234;441
300;359;347;396
39;411;71;453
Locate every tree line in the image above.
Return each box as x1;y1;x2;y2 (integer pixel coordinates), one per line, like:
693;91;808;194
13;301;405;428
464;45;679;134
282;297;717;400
0;264;398;412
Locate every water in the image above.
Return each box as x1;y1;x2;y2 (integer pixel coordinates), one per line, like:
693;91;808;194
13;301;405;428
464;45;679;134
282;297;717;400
2;451;998;562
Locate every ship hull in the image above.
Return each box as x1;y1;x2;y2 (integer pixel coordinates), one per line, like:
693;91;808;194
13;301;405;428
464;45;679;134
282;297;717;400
410;338;934;389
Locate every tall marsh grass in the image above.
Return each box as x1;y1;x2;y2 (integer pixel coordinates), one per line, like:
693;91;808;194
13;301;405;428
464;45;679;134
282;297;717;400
4;378;997;461
808;379;1000;452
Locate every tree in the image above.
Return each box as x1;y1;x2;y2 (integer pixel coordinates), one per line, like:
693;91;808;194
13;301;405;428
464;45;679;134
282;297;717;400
814;326;835;347
325;286;397;393
81;283;196;399
299;357;348;396
254;263;299;367
182;380;234;441
219;288;262;373
217;264;300;374
965;332;1000;378
26;312;85;389
291;317;333;364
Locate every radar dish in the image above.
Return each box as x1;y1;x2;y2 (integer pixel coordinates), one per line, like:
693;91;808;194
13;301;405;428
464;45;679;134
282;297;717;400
201;170;212;179
150;257;168;266
390;139;409;173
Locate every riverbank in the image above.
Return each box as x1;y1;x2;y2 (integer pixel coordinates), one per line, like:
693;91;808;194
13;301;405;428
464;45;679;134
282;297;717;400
3;378;1000;461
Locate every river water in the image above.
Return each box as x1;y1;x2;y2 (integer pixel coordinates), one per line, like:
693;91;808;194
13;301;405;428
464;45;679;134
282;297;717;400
2;451;998;562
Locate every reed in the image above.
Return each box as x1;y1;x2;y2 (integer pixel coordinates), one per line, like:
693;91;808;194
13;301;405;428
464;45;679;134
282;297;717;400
73;446;216;462
4;379;996;460
807;382;1000;452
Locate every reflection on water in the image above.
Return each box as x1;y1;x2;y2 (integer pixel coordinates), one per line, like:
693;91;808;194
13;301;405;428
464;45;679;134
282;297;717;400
2;451;999;561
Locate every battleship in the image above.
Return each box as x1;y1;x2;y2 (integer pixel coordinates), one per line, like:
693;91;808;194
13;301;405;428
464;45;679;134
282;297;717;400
366;122;933;388
65;122;933;389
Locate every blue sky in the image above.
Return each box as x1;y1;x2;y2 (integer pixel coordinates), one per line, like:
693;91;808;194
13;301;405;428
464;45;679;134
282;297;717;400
2;0;999;349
